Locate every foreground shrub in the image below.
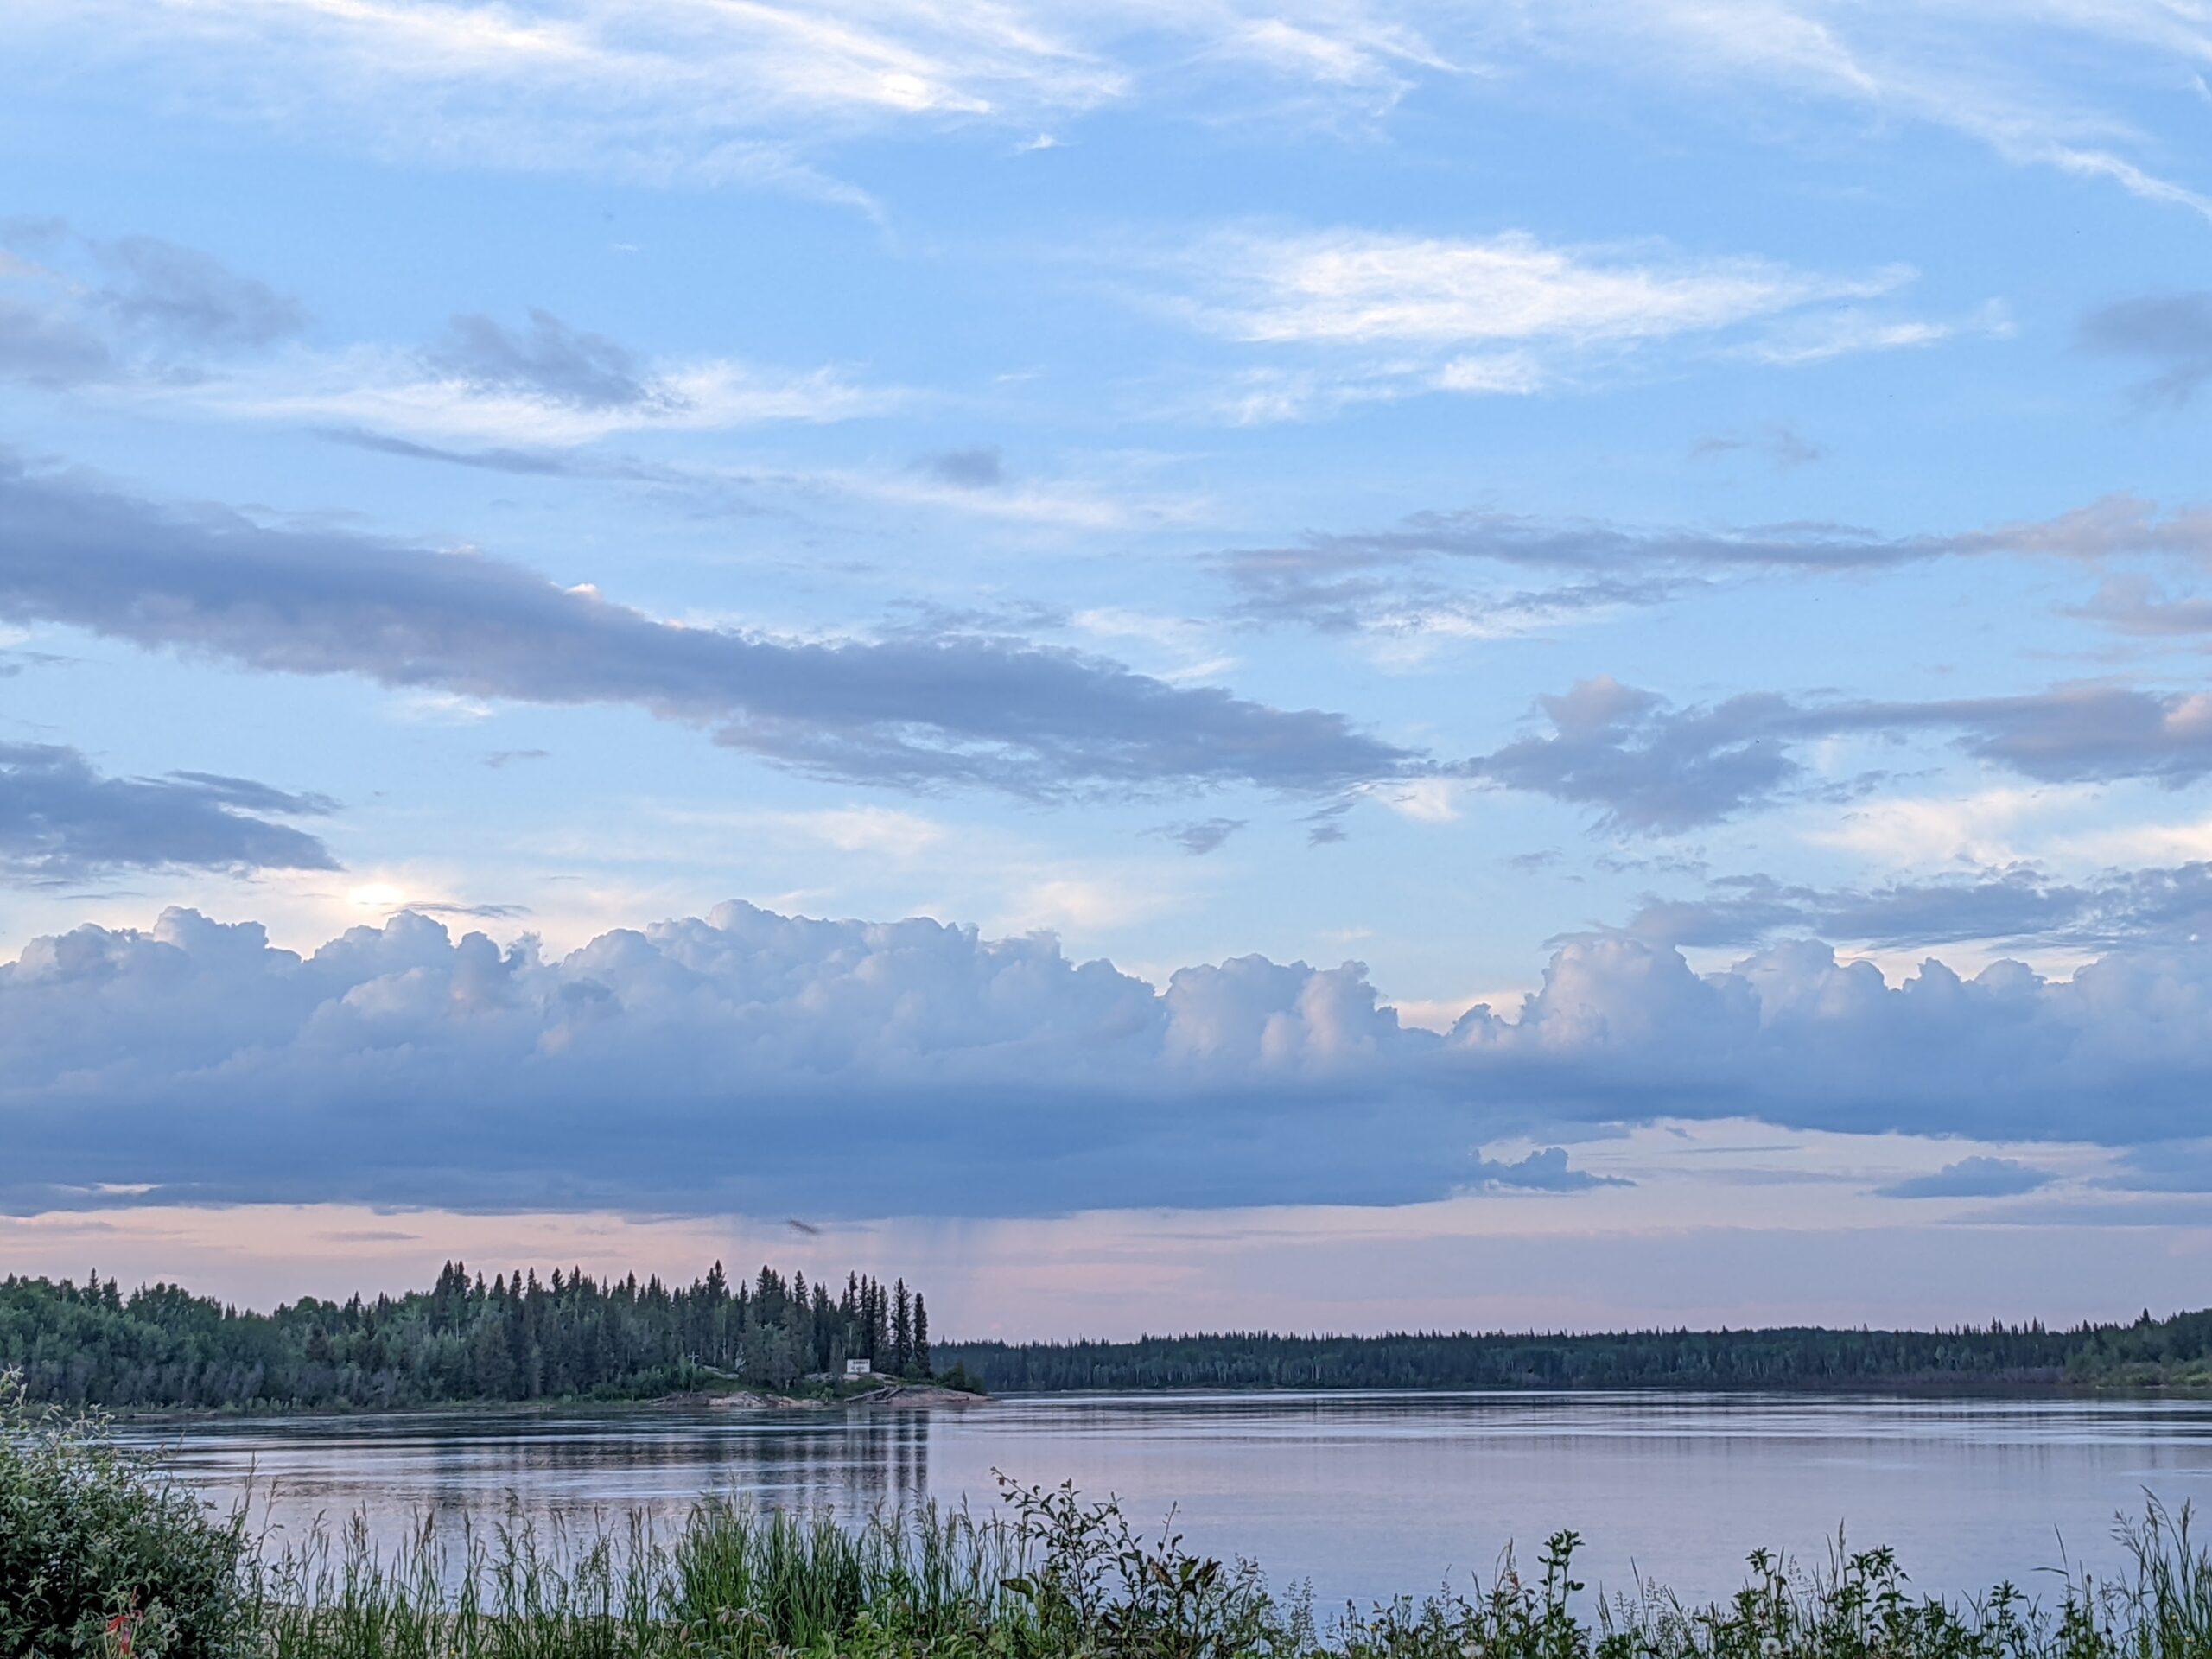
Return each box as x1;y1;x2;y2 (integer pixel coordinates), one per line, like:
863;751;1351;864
0;1370;252;1657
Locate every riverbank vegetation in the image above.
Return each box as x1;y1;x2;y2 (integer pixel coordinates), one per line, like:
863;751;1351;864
1;1262;941;1412
7;1374;2212;1658
938;1309;2212;1395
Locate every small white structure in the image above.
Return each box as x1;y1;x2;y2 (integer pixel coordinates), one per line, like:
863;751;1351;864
845;1358;873;1377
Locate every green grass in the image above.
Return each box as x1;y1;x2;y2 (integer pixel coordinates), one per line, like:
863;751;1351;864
231;1481;2212;1659
14;1370;2212;1657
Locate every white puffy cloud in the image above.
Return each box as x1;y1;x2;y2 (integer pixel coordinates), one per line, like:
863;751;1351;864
7;900;2212;1217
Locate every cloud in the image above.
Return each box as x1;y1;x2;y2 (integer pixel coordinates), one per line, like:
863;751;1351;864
1188;228;1904;349
0;0;1123;203
1155;226;1926;414
918;446;1006;488
1877;1156;2056;1200
1547;2;2212;226
1621;861;2212;954
1471;677;1800;834
1690;425;1824;468
1155;817;1247;855
1466;1146;1630;1192
0;742;338;880
0;298;112;389
1217;495;2212;644
86;232;306;349
428;308;663;410
207;342;889;446
1465;677;2212;834
0;458;1418;799
0;222;302;386
2081;292;2212;408
0;226;881;442
10;899;2212;1215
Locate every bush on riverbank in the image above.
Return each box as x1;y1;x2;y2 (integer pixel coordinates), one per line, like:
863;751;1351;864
0;1372;255;1657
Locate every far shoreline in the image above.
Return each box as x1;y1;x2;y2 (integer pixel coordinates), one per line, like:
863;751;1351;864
101;1370;2212;1427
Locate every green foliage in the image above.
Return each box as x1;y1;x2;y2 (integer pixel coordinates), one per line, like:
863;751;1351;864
1;1262;939;1414
938;1310;2212;1395
235;1482;2212;1659
0;1370;253;1657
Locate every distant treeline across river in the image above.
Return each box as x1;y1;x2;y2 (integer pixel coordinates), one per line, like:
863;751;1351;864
9;1261;2212;1412
938;1312;2212;1393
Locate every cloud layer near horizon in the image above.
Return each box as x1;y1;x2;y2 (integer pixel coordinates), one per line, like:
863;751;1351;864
7;899;2212;1217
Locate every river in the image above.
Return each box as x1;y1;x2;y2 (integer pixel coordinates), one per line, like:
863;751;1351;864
127;1390;2212;1611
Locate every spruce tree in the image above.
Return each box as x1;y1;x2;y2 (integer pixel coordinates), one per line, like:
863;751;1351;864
912;1294;931;1376
892;1280;912;1375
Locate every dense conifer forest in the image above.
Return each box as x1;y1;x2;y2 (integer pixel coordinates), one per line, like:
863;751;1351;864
935;1307;2212;1394
0;1262;938;1410
12;1262;2212;1414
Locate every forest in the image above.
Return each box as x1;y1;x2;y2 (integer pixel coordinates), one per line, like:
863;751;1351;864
0;1261;939;1411
934;1306;2212;1394
15;1261;2212;1414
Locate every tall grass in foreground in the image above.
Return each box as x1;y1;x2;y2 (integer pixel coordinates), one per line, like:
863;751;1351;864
12;1370;2212;1658
234;1480;2212;1659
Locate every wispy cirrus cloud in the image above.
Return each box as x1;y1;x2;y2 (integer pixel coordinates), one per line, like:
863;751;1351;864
1617;860;2212;953
0;0;1467;205
1219;494;2212;647
1187;228;1908;349
1151;226;1934;416
1549;1;2212;224
201;337;892;446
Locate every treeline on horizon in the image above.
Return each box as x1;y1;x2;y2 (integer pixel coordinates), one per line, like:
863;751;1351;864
935;1307;2212;1393
0;1261;940;1411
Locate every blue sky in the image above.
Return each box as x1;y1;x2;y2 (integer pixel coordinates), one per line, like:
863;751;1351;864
4;1;2212;1332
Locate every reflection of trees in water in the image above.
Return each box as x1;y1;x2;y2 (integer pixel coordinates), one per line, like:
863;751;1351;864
167;1413;944;1570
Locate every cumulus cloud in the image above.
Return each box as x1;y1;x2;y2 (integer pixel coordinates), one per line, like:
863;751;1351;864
0;458;1417;799
1877;1157;2056;1200
1466;1146;1630;1192
8;901;2212;1215
0;742;338;880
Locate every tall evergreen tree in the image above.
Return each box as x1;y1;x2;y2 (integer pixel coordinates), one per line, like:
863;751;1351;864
892;1280;913;1375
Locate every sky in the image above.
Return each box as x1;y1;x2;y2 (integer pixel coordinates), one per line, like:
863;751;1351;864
4;0;2212;1337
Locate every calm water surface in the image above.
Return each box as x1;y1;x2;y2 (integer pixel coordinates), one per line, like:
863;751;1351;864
129;1392;2212;1610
